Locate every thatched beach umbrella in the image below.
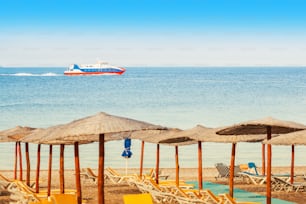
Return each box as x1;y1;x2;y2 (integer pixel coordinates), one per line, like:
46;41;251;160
134;129;196;186
264;129;306;184
184;125;266;197
264;129;306;145
129;129;181;179
0;126;37;185
24;112;167;204
216;117;306;204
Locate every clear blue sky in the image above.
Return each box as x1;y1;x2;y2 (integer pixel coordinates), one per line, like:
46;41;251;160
1;0;305;67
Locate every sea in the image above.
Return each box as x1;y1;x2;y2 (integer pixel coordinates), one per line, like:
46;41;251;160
1;67;306;171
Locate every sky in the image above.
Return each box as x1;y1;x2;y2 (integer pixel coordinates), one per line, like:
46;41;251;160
0;0;306;67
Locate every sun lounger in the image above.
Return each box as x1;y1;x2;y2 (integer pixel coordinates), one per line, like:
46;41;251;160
196;189;222;204
8;180;49;204
238;172;266;185
0;173;40;188
173;190;208;204
215;163;241;180
150;169;170;180
158;180;194;189
105;167;137;184
272;176;306;192
148;180;204;204
123;193;154;204
130;177;219;204
80;168;98;184
130;179;176;203
215;163;230;180
219;193;261;204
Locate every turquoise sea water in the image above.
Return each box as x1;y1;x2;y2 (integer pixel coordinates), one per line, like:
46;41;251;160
187;181;293;204
1;67;306;170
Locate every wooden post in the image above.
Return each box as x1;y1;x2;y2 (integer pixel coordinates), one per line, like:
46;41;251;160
60;144;65;194
262;144;265;175
266;126;272;204
74;142;82;204
198;141;203;190
47;145;53;197
229;143;236;198
139;141;144;177
175;146;179;187
18;142;23;181
290;145;295;184
25;143;31;186
98;134;105;204
155;144;160;184
14;142;17;180
35;144;41;193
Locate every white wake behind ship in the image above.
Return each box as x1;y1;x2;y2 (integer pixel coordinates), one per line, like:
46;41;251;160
64;61;126;76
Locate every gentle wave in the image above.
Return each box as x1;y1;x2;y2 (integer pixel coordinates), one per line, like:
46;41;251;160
0;72;60;76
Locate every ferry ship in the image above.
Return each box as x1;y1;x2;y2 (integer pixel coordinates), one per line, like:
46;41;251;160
64;61;126;76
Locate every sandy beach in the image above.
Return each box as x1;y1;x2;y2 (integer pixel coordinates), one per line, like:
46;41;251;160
1;166;306;204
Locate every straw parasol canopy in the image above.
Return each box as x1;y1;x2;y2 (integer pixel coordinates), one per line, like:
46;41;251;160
131;128;197;146
23;112;166;144
0;134;16;142
22;125;95;145
188;125;266;142
56;112;166;140
0;126;37;142
264;130;306;145
216;117;306;135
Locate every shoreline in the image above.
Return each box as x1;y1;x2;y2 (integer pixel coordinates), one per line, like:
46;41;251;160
1;165;305;179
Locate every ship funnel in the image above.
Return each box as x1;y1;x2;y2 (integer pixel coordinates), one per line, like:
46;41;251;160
72;64;80;69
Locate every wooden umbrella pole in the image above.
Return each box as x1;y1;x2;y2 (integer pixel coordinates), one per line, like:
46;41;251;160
47;145;53;197
175;146;179;187
98;134;105;204
290;145;295;184
18;142;23;181
25;143;31;186
155;144;160;184
60;144;65;194
198;141;203;190
266;126;272;204
14;142;18;180
74;142;82;204
229;143;236;198
262;144;265;176
139;141;144;177
35;144;41;193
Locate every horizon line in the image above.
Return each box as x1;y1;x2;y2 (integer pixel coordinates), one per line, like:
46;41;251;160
1;65;306;69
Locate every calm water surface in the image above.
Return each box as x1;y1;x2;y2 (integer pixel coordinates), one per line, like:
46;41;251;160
1;67;306;170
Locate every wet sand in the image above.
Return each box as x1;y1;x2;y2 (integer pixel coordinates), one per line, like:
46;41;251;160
1;166;305;204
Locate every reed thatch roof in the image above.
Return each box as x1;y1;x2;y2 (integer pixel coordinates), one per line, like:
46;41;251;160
0;126;37;142
132;125;267;144
185;125;267;143
22;112;167;145
21;125;95;145
216;117;306;135
263;130;306;145
131;128;197;146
